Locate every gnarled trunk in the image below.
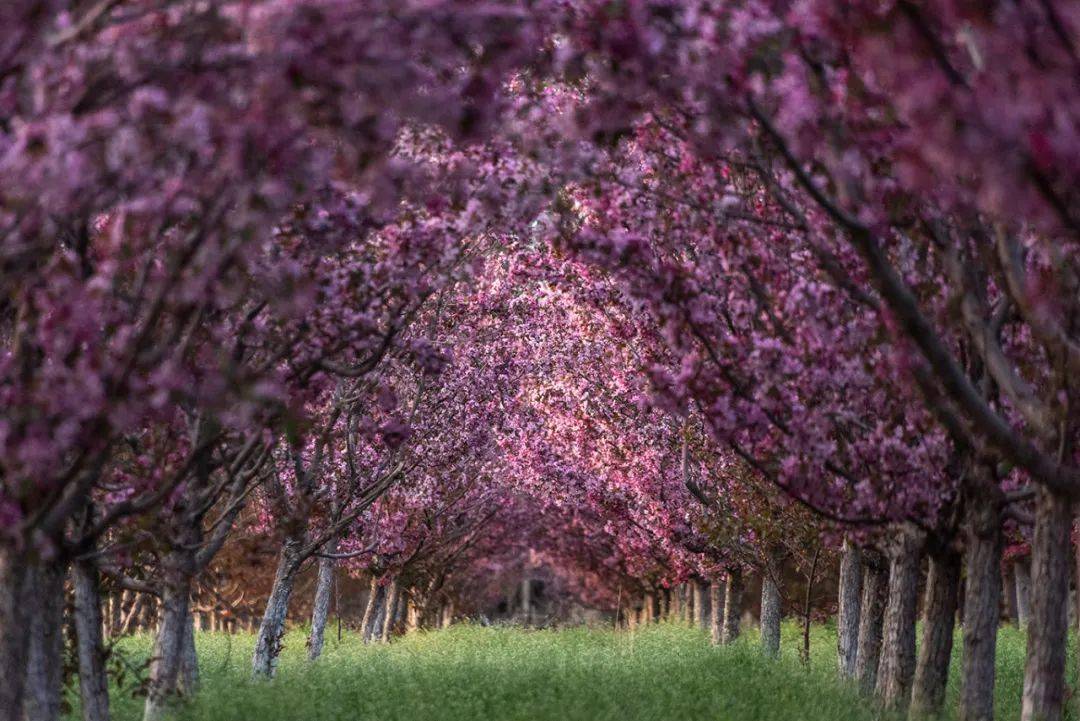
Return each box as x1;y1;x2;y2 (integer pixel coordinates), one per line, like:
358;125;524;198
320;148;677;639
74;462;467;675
856;551;888;694
73;558;110;721
760;555;782;658
251;539;302;679
1021;488;1071;721
837;540;863;679
24;561;65;721
911;546;960;717
875;531;921;712
721;568;743;644
308;538;338;661
709;580;723;645
959;490;1002;721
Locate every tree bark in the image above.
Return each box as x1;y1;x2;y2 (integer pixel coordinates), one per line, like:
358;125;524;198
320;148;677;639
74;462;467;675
1021;488;1071;721
1015;556;1033;628
856;551;888;695
0;547;31;721
959;490;1002;721
760;555;782;659
73;558;110;721
911;546;961;718
875;531;921;712
23;562;65;721
722;568;743;644
179;609;199;696
837;540;863;679
308;538;338;661
144;565;192;721
1003;563;1019;628
364;585;385;642
360;577;380;641
693;580;707;630
709;580;723;645
251;539;301;679
380;580;398;643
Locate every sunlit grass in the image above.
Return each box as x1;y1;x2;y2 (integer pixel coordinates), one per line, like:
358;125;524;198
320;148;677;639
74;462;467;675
80;620;1045;721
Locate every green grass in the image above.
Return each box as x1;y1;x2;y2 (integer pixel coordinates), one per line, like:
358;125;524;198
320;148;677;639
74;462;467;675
82;621;1047;721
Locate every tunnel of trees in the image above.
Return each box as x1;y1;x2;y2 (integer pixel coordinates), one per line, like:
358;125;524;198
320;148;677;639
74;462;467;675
2;2;1080;721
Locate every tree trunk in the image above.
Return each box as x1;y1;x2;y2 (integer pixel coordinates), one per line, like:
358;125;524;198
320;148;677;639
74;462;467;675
364;585;385;641
911;547;961;717
308;539;338;661
521;576;532;625
837;540;863;679
179;609;199;695
760;556;782;659
709;580;724;645
1015;556;1032;628
0;547;31;721
1021;488;1071;721
144;568;192;721
360;577;380;641
693;580;707;630
856;551;888;695
73;558;110;721
722;568;743;644
643;593;656;625
23;562;65;721
959;490;1002;721
380;580;398;643
875;531;921;712
251;539;301;679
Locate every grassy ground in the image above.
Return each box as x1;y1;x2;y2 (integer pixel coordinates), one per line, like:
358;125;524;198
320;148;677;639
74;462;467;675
83;621;1058;721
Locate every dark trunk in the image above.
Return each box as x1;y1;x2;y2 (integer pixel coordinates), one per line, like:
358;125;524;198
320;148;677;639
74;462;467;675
73;557;111;721
721;569;743;644
837;540;863;679
855;551;888;694
1021;488;1070;721
911;546;961;717
179;608;198;695
875;531;921;712
1015;556;1032;628
23;561;65;721
959;490;1002;721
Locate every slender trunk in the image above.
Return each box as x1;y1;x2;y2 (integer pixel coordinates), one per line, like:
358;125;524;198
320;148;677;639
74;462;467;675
24;561;65;721
709;580;724;645
875;531;921;712
693;580;707;630
251;539;301;679
959;491;1003;721
143;567;192;721
800;548;821;666
364;586;385;641
837;540;863;679
721;568;743;644
760;554;782;659
521;577;532;625
360;577;380;641
380;580;398;642
1015;557;1033;628
911;547;961;717
308;538;338;661
856;551;888;695
1021;488;1071;721
73;558;110;721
